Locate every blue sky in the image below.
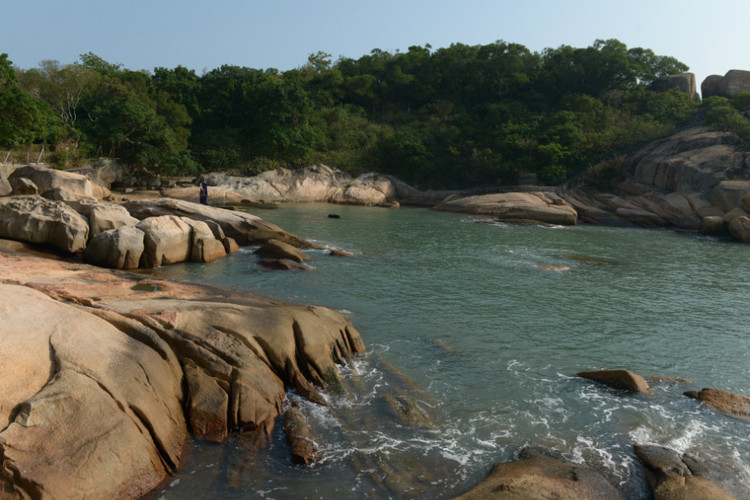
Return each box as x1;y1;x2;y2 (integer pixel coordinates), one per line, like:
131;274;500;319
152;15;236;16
2;0;749;93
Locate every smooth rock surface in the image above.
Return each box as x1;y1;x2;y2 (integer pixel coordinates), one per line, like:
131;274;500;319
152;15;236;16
0;195;89;253
684;388;750;424
434;192;578;225
578;369;652;394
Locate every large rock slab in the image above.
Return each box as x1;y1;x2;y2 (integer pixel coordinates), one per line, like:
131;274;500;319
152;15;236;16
0;195;89;253
718;69;750;98
650;73;696;98
453;447;623;500
0;249;365;498
123;197;311;248
83;225;145;269
434;192;578;225
8;164;102;201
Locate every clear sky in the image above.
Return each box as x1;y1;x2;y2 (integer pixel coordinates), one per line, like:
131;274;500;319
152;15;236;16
2;0;749;94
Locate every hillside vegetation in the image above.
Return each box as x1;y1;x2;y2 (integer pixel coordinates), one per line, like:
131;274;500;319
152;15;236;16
2;39;747;189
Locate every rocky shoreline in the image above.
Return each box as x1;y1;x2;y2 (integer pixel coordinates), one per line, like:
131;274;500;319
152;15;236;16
2;127;750;498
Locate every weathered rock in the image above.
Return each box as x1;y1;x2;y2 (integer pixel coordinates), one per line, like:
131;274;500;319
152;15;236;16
137;215;192;268
162;165;453;207
701;74;724;99
83;225;145;269
684;388;750;423
254;239;310;263
329;249;355;257
578;369;652;394
0;283;187;500
258;258;310;271
0;250;365;498
123;197;311;248
182;218;227;263
701;215;726;235
728;216;750;242
434;192;578;225
0;195;89;253
0;176;10;197
84;203;140;239
284;405;318;465
453;447;623;500
10;176;37;195
718;69;750;98
711;180;750;212
650;73;696;99
8;164;100;201
634;444;736;500
723;207;749;224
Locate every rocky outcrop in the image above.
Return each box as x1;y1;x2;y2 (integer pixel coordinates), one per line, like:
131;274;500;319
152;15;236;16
254;239;310;263
650;73;696;99
434;192;578;225
452;447;623;500
122;197;311;248
284;405;318;465
161;165;453;207
578;369;652;394
0;249;365;498
562;125;750;239
634;444;736;500
8;164;110;201
684;388;750;424
0;195;89;253
702;70;750;98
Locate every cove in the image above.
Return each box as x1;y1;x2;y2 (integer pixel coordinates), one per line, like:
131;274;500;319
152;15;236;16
147;203;750;499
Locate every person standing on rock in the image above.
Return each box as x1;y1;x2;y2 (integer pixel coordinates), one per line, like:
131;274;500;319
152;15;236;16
199;181;208;205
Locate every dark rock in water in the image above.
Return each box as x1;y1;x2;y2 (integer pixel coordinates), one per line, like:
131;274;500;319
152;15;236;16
329;249;355;257
328;213;341;218
452;447;623;500
684;387;750;424
633;444;737;500
284;404;318;465
578;369;652;394
258;258;310;271
562;254;610;265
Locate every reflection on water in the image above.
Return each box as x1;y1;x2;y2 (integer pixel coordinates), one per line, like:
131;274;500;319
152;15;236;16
148;204;750;500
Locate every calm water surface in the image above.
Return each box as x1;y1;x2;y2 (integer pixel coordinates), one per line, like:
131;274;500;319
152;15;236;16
148;203;750;499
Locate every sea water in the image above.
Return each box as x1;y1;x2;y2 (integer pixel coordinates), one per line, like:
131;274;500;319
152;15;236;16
147;203;750;499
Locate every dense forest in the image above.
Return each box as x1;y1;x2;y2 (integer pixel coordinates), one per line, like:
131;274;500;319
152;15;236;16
2;39;749;189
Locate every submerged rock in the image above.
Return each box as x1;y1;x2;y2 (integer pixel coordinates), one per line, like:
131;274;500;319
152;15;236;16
453;447;623;500
254;239;310;263
578;369;652;394
284;404;318;465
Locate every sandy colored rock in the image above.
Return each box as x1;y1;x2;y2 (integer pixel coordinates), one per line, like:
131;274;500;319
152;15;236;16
137;215;192;267
123;197;311;248
684;388;750;423
284;405;318;465
718;69;750;98
434;192;578;225
578;369;652;394
453;448;623;500
9;164;98;201
83;225;145;269
182;217;227;263
0;195;89;253
0;249;365;499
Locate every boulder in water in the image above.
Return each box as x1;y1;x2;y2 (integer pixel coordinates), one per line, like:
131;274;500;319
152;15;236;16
578;369;652;394
684;388;750;423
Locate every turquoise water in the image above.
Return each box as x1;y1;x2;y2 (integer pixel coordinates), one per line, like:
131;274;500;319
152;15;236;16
149;203;750;499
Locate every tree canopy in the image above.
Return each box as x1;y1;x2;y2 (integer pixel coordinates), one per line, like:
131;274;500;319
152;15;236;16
1;39;707;187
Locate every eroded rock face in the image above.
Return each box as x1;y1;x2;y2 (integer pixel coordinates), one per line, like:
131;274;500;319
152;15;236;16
634;444;737;500
0;250;365;498
0;195;89;253
433;192;578;225
650;73;696;99
83;225;145;269
452;447;623;500
8;164;101;201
